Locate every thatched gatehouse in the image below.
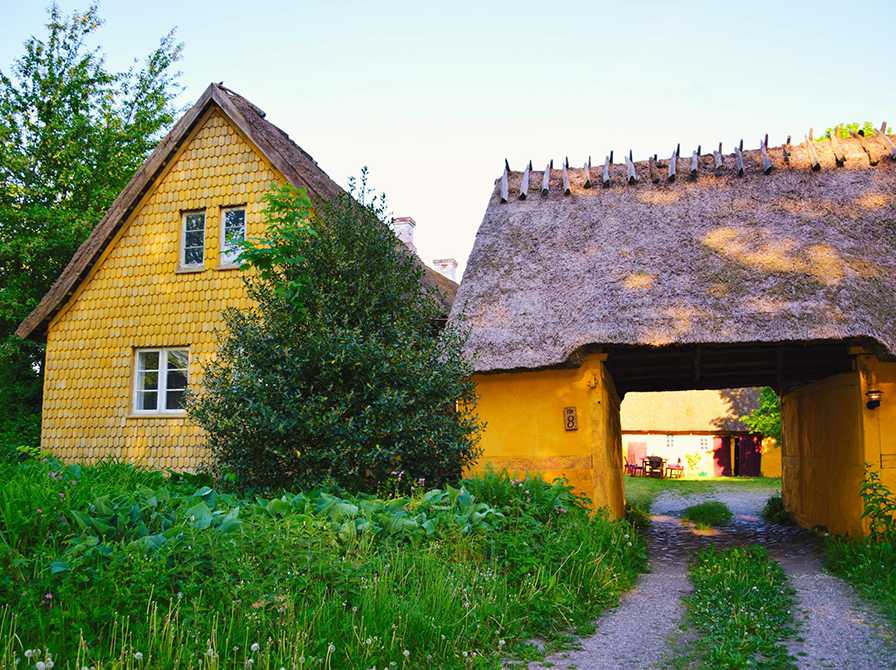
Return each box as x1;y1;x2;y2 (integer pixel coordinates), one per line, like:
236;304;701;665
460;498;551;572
452;131;896;534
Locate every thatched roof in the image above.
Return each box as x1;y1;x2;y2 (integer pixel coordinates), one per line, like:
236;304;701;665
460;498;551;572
453;132;896;374
18;83;456;341
620;388;760;434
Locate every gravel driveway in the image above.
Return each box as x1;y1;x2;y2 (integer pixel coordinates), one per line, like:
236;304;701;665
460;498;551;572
523;486;895;670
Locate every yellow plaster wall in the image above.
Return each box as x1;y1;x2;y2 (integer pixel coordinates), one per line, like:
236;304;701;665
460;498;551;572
781;372;865;535
760;438;782;478
41;108;283;470
782;358;896;536
470;355;624;517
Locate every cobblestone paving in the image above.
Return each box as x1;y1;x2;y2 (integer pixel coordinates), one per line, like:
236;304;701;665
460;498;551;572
523;487;895;670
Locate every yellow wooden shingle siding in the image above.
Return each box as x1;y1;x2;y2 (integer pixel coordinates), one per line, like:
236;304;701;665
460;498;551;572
41;109;284;470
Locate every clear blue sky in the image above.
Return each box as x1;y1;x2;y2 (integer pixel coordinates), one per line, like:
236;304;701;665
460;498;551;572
2;1;895;277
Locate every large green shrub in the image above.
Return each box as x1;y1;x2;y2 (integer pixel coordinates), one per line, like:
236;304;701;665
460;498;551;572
189;178;481;491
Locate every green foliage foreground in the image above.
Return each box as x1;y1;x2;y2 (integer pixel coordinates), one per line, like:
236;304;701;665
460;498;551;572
824;466;896;627
681;501;733;529
0;460;645;669
678;546;797;670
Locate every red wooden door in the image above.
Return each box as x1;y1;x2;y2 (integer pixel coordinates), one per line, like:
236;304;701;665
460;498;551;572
737;435;762;477
713;436;732;476
627;441;647;466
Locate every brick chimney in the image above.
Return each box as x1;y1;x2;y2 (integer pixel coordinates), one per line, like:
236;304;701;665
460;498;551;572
392;216;416;253
432;258;458;282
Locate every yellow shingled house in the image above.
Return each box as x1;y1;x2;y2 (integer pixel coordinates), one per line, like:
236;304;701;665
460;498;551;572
17;84;456;471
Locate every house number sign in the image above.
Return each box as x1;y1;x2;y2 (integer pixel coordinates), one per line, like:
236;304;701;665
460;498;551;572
564;407;578;431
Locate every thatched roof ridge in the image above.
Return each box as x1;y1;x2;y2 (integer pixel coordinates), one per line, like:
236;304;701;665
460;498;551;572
453;134;896;373
18;84;456;341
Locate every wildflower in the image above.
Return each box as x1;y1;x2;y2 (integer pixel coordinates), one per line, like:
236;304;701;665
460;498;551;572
36;663;46;670
36;509;41;514
624;533;630;539
327;644;335;654
134;653;143;661
462;651;469;658
47;661;54;669
627;542;633;547
498;639;506;646
45;593;52;600
298;657;305;665
403;650;409;657
25;652;32;659
441;635;446;640
525;490;529;494
247;660;253;666
251;643;260;652
366;638;372;645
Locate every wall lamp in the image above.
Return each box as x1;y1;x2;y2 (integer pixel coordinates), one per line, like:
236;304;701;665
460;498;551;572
866;388;884;410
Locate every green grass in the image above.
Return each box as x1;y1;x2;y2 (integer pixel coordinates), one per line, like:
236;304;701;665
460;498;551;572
0;459;646;669
624;476;781;513
825;538;896;626
675;545;797;669
681;501;733;529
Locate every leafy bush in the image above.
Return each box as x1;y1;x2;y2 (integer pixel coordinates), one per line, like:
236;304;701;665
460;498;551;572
0;459;645;668
189;179;481;492
740;387;782;447
761;494;794;525
680;545;797;669
681;500;732;529
824;466;896;626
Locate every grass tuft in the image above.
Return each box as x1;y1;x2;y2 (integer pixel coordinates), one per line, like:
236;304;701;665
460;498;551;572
681;501;733;529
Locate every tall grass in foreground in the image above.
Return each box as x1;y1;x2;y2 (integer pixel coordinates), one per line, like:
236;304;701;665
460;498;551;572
676;546;797;670
0;460;645;669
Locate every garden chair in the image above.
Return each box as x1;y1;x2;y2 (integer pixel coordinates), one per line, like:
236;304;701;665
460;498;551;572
644;456;666;478
624;458;643;477
665;458;684;479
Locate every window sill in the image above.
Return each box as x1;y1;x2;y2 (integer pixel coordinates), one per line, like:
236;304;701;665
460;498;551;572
175;266;205;274
215;263;244;271
127;412;188;420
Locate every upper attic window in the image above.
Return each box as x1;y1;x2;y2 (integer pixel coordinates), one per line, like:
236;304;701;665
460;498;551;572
221;207;247;266
181;211;206;269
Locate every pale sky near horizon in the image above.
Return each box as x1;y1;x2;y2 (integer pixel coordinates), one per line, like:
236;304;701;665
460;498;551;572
2;1;895;279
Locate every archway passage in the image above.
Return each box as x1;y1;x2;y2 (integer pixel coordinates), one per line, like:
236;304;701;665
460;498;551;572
452;133;896;537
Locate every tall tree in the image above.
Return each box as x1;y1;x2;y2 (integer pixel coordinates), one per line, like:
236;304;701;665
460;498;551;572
0;4;183;455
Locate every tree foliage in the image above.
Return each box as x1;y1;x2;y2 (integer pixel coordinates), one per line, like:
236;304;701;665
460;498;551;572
0;4;182;455
741;387;782;447
816;121;878;140
189;178;482;492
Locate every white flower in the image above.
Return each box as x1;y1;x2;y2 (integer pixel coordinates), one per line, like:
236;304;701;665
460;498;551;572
366;638;372;645
298;657;305;665
327;644;335;654
25;652;33;659
36;663;46;670
47;663;54;669
627;542;633;547
499;639;506;646
134;653;143;661
403;650;409;657
247;660;253;666
462;651;469;658
251;643;260;652
206;650;214;657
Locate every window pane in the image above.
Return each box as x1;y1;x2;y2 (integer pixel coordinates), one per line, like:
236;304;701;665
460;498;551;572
184;247;204;266
138;351;159;373
223;209;246;237
137;391;158;411
138;370;159;392
185;231;205;248
165;390;185;411
167;350;189;371
167;370;187;391
185;213;205;231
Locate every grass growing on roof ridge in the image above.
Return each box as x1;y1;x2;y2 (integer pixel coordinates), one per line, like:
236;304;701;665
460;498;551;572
0;459;646;669
675;545;798;670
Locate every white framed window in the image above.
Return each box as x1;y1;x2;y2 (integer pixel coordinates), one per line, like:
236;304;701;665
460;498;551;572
665;434;675;450
133;348;189;413
181;211;206;268
220;206;247;266
699;436;711;450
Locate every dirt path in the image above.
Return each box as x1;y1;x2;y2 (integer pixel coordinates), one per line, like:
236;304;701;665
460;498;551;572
524;487;895;670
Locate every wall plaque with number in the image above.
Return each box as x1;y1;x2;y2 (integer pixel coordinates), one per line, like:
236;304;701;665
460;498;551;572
564;407;578;431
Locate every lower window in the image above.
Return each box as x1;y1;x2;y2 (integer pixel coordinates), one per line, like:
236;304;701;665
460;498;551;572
134;348;189;413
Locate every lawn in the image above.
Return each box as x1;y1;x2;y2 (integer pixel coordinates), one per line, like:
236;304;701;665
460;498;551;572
624;476;782;512
0;459;646;669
